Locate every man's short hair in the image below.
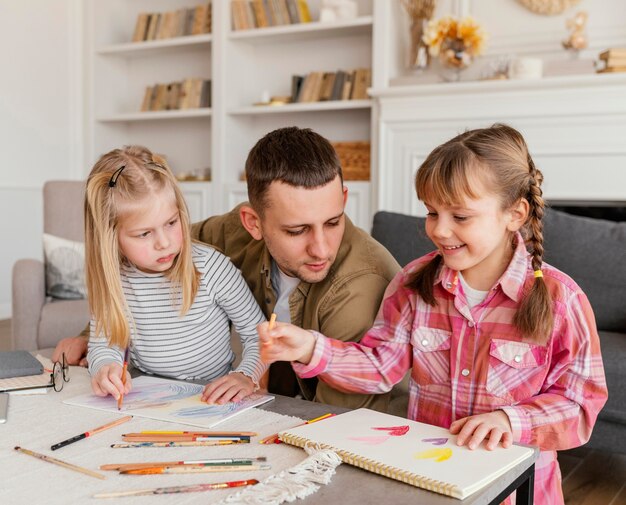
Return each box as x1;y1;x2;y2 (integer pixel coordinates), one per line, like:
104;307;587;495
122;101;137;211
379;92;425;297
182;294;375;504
245;127;343;212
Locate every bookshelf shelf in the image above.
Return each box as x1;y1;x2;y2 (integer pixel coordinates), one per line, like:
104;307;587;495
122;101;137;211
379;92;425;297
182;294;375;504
229;16;373;43
97;108;212;123
98;34;212;57
229;99;372;115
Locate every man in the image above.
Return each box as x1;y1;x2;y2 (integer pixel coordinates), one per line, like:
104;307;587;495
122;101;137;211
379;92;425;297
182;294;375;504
53;127;400;411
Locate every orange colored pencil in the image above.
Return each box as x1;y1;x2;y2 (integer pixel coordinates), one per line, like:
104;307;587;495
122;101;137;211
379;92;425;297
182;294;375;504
118;347;129;410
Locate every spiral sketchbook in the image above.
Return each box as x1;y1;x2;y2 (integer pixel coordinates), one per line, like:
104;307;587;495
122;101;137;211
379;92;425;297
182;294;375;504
278;408;535;500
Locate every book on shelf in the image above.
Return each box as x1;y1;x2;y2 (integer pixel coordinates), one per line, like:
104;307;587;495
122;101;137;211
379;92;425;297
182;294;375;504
296;0;311;22
350;68;371;100
599;48;626;60
145;13;161;41
285;0;300;23
319;72;336;101
132;13;150;42
132;3;211;42
231;0;311;30
278;408;535;500
139;78;211;112
597;66;626;74
341;72;354;100
140;85;153;112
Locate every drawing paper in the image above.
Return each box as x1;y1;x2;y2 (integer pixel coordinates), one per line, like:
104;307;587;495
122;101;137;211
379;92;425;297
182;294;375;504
64;376;274;429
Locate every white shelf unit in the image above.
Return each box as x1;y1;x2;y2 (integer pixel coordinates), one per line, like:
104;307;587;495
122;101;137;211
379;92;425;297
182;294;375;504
85;0;376;229
218;0;375;228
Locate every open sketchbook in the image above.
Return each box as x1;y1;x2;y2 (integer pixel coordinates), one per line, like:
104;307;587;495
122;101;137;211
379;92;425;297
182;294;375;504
64;375;274;429
279;408;535;500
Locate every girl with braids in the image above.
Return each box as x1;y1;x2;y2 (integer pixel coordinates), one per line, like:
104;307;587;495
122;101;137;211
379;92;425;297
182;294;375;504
85;145;267;405
259;124;606;504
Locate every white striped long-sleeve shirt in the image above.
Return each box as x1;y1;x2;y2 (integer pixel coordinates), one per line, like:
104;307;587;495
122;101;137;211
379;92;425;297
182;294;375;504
88;243;267;385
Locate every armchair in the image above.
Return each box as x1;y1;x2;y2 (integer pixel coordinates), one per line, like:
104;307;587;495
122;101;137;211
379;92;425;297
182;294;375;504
11;181;89;351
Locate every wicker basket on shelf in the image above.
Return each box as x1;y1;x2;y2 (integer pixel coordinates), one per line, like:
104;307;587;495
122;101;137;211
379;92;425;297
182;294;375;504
332;141;370;181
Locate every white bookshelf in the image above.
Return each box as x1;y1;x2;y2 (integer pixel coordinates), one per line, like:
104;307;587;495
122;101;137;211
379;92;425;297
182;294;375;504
85;0;375;229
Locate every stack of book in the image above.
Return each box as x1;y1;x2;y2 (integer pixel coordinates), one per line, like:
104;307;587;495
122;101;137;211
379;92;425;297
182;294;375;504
231;0;311;31
132;3;212;42
140;78;211;112
291;68;371;103
597;48;626;73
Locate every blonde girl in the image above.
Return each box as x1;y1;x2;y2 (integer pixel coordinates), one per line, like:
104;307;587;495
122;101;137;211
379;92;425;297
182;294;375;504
258;124;607;504
86;145;266;404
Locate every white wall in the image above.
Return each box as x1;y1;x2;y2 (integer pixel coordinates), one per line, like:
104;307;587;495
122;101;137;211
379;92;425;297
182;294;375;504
0;0;83;318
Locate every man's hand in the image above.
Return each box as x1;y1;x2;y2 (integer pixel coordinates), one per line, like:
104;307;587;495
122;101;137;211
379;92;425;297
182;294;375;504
257;321;317;364
91;363;131;400
450;410;513;450
52;337;88;367
201;372;255;405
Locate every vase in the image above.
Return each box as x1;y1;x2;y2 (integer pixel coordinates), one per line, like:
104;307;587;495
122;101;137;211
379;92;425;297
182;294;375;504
439;38;472;82
408;18;430;72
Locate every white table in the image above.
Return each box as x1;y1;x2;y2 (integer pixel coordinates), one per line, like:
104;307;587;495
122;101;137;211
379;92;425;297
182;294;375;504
1;366;537;504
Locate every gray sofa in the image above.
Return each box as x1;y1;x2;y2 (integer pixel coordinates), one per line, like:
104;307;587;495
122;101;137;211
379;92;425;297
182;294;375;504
12;181;89;351
371;208;626;454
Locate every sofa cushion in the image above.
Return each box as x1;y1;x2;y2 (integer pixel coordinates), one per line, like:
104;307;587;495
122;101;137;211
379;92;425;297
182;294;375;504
543;209;626;332
597;330;626;425
371;211;431;267
38;299;90;349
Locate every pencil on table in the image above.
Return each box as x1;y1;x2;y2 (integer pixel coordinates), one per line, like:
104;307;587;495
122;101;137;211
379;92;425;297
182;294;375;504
51;415;133;451
14;446;106;480
93;479;258;498
111;440;249;448
118;347;129;411
100;457;267;471
121;464;271;475
259;413;335;444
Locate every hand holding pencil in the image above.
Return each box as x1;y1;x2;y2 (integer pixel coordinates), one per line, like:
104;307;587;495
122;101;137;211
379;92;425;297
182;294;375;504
91;361;131;402
258;315;317;365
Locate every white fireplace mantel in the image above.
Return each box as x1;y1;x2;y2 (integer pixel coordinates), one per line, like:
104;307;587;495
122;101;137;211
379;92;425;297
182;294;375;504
370;73;626;217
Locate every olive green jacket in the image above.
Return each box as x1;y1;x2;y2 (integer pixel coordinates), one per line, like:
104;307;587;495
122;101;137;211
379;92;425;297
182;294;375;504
191;204;400;412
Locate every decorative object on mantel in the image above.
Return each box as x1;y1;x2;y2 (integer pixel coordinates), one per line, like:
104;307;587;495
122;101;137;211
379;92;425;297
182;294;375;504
516;0;580;16
401;0;437;73
508;57;543;80
423;15;486;82
319;0;358;22
562;11;588;52
596;48;626;74
480;56;511;81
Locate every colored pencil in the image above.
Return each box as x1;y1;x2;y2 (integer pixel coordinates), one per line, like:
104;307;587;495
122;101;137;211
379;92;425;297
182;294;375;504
121;435;250;443
259;413;335;444
118;347;129;410
121;464;271;475
93;479;258;498
14;446;106;480
51;415;133;451
132;430;257;436
111;440;249;448
101;457;267;471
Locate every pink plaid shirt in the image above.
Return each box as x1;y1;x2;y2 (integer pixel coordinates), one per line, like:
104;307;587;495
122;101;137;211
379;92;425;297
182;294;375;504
294;234;607;504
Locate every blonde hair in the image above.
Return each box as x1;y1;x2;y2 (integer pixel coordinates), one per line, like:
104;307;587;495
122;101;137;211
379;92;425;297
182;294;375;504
85;145;199;348
407;124;553;342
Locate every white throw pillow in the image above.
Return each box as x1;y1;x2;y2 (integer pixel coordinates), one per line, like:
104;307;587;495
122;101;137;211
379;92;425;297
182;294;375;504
43;233;86;300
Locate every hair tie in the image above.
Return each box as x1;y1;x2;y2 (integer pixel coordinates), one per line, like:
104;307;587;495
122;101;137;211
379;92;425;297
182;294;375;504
533;270;543;279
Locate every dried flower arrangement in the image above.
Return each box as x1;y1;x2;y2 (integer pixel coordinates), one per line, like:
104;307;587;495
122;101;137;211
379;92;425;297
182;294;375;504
423;16;486;69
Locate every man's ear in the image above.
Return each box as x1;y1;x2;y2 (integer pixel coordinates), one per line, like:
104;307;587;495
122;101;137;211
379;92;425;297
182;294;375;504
507;198;530;232
239;205;263;240
342;184;348;208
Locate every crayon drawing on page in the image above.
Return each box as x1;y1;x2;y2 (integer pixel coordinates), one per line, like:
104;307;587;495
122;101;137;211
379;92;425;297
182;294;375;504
64;375;273;428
